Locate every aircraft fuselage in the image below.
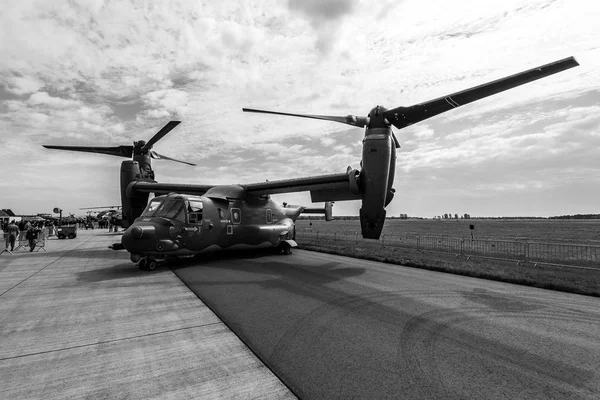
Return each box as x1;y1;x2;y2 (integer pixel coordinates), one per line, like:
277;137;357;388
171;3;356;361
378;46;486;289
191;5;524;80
121;192;299;262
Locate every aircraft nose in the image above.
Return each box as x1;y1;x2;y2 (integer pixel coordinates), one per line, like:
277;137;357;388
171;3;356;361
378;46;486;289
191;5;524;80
130;225;143;239
123;224;156;242
122;223;157;253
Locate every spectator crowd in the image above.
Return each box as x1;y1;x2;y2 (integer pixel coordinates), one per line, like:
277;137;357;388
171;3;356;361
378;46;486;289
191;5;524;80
2;219;48;252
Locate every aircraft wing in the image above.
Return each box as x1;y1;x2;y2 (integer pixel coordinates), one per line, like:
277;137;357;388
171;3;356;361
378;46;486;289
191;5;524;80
128;182;216;196
244;172;361;202
128;171;361;202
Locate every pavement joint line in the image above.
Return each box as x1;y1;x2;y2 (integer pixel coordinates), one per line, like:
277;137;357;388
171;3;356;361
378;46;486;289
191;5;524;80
0;322;221;362
1;235;102;298
172;268;302;399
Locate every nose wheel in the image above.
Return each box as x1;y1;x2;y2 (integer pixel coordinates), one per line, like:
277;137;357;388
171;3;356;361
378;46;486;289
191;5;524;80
278;242;292;255
138;257;159;271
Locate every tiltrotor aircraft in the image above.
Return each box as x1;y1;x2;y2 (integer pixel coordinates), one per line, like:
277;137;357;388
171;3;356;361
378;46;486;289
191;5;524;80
44;56;578;270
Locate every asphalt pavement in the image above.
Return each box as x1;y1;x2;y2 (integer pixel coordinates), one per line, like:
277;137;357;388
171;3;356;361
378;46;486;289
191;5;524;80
173;248;600;399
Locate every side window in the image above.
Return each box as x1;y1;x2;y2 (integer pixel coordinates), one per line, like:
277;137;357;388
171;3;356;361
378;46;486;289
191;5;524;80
231;208;241;224
266;209;272;224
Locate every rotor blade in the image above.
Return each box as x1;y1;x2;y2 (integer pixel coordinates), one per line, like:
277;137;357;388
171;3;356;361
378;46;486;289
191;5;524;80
243;108;368;128
142;121;182;152
43;145;133;158
384;56;579;130
151;151;196;166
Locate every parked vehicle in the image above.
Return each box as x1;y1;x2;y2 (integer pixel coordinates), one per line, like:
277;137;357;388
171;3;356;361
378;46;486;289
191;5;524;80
56;225;77;239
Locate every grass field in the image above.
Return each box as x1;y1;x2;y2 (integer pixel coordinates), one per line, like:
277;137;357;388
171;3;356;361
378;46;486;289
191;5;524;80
294;218;600;297
296;218;600;243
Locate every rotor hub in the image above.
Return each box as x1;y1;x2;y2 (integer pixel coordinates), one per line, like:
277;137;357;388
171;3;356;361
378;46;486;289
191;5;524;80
367;105;389;128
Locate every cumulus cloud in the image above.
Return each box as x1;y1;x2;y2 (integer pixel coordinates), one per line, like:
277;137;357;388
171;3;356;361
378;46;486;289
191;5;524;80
0;0;599;216
28;92;81;108
287;0;356;53
4;75;45;95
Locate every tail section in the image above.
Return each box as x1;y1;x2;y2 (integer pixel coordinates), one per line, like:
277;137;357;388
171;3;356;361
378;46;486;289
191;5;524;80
301;201;334;221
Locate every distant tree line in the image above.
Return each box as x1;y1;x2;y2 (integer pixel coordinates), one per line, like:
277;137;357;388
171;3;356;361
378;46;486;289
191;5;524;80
548;214;600;219
432;214;471;220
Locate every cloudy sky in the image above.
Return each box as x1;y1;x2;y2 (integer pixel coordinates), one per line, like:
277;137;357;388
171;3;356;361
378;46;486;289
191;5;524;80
1;0;599;218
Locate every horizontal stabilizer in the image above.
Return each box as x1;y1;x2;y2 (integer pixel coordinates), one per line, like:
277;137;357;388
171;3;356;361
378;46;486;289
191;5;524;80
302;201;334;221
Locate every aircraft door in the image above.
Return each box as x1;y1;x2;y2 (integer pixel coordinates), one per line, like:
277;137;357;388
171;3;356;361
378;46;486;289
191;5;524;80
227;207;240;235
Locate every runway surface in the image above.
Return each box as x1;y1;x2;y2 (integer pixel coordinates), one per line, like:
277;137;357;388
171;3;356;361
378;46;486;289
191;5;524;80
0;231;294;399
173;249;600;399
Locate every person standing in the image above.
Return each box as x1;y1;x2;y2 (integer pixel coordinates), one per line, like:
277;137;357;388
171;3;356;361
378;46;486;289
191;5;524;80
26;224;41;252
5;220;19;252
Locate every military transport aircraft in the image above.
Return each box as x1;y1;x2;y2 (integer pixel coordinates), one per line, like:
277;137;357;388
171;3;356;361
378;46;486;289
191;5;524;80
80;206;123;229
80;206;121;218
44;56;578;271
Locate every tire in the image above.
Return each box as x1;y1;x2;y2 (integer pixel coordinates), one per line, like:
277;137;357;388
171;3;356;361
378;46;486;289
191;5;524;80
147;260;158;271
67;233;76;239
280;242;292;255
58;233;66;240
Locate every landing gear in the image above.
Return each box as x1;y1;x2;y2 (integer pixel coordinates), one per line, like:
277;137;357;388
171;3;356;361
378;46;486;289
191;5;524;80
147;260;158;271
279;242;292;255
138;258;148;270
137;257;160;271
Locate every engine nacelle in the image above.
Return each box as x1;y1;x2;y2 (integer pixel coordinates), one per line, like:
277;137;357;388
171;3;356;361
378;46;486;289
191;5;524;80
120;161;150;228
359;129;393;239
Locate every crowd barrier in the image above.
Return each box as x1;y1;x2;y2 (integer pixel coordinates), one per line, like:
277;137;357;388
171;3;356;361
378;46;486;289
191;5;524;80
297;230;600;269
2;228;48;254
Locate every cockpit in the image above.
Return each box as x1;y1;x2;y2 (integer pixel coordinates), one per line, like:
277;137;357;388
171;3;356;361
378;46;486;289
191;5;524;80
140;195;203;224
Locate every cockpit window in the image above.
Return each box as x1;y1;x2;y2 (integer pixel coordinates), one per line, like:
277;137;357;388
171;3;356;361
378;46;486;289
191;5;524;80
188;199;203;224
145;201;161;213
141;198;186;222
188;200;203;212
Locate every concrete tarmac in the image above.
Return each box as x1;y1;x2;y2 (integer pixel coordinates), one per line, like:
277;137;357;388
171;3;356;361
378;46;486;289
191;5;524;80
173;249;600;400
0;230;294;399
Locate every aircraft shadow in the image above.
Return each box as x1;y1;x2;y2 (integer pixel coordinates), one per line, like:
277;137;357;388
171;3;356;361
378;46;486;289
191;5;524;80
75;263;150;283
170;247;366;285
173;256;595;399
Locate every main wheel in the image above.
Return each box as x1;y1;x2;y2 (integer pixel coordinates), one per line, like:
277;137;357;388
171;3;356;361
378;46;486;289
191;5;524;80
147;260;158;271
58;233;66;239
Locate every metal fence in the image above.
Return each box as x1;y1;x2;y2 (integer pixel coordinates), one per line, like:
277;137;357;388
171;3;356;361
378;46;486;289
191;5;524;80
297;230;600;268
